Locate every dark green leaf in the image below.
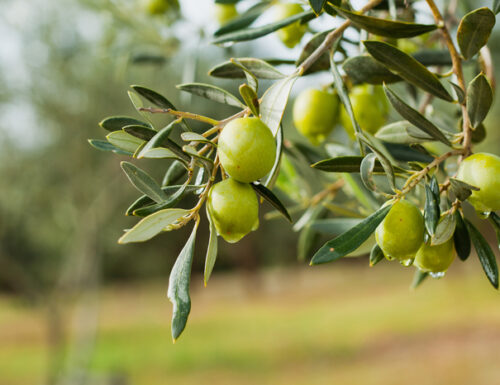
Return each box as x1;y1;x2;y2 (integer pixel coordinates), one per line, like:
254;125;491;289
239;84;259;116
120;161;167;204
489;212;500;251
333;5;437;38
180;132;213;144
430;176;440;203
212;10;315;45
312;155;385;173
369;243;385;266
465;219;499;289
99;116;149;132
168;221;199;341
296;30;332;74
343;55;401;85
309;0;326;14
411;269;429;289
214;1;271;36
230;59;258;91
467;73;493;128
412;50;452;67
137;120;181;159
88;139;133;156
424;183;440;236
208;58;286;79
384;85;452;146
133;183;189;217
457;7;496;60
176;83;245;108
449;177;479;201
106;131;144;153
431;212;456;246
131;85;175;109
364;41;453;101
360;153;377;191
251;182;292;222
453;210;471;261
310;204;392;264
123;125;157;141
163;161;187;187
449;81;465;104
204;208;219;286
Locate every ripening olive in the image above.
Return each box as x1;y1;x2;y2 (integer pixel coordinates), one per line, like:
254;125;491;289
144;0;178;15
293;88;340;145
218;117;276;183
414;238;456;273
375;200;425;261
207;178;259;243
340;85;389;139
273;3;306;48
214;3;238;25
456;152;500;213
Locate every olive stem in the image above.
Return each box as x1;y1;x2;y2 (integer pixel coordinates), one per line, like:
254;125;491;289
424;0;472;158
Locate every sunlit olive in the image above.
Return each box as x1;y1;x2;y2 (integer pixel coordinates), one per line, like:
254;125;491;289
340;85;389;139
207;178;259;243
218;117;276;183
456;152;500;212
214;3;238;25
273;3;306;48
414;238;456;274
375;200;424;261
293;88;340;145
144;0;178;15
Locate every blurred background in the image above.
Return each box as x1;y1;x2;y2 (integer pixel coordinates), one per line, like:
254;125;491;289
0;0;499;384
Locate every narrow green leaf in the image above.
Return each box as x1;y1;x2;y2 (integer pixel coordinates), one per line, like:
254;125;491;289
120;161;167;204
239;84;260;116
465;219;499;289
312;156;385;173
467;73;493;128
449;81;465;104
137;120;181;159
457;7;496;60
99;116;149;132
333;5;437;38
118;208;189;244
449;178;479;202
375;121;433;144
212;10;315;45
489;212;500;251
128;90;152;123
88;139;133;156
176;83;245;108
369;243;385;266
133;183;189;217
106;131;145;153
309;0;326;14
168;221;199;341
431;213;456;246
357;132;396;191
182;146;214;174
208;58;286;79
493;0;500;14
264;124;283;189
424;183;440;236
364;41;453;101
383;85;452;146
123;125;157;141
231;59;258;91
163;161;187;187
343;55;401;85
180;132;213;144
411;269;429;289
251;182;292;223
310;204;392;265
360;153;377;191
260;75;298;136
296;30;332;74
453;210;471;261
204;207;219;286
214;1;271;36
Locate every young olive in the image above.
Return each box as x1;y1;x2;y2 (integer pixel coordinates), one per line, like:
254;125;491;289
414;238;456;274
214;3;238;25
218;117;276;183
207;178;259;243
273;3;306;48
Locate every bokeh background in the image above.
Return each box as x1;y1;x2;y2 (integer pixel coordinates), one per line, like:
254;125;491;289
0;0;499;384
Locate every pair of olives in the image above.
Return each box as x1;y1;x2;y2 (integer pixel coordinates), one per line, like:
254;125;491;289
208;118;276;243
293;85;389;144
143;0;179;15
376;152;500;273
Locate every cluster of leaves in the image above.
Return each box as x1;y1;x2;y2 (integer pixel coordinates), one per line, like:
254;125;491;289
90;0;500;340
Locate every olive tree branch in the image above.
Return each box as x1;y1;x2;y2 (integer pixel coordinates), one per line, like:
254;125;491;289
424;0;472;158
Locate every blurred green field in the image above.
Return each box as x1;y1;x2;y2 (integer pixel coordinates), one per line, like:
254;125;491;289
1;261;499;385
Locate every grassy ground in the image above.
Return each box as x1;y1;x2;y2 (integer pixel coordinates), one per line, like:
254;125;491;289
1;260;499;385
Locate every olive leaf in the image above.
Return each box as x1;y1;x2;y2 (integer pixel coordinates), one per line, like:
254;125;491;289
131;85;175;110
106;131;144;154
239;84;260;116
123;125;157;141
133;183;189;217
465;219;499;289
383;85;452;146
310;218;362;234
375;121;433;144
168;221;199;341
310;204;392;265
453;210;471;261
343;55;401;85
431;212;456;246
309;0;326;15
209;58;286;79
357;132;396;191
411;269;429;289
449;178;479;201
120;161;167;203
332;5;437;38
424;183;440;237
457;7;496;60
493;0;500;14
251;182;292;223
369;243;385;266
137;120;182;159
296;30;332;74
212;9;315;45
204;207;219;286
264;124;284;189
177;83;245;108
489;212;500;251
312;155;388;173
467;73;493;129
360;153;377;191
88;139;133;156
100;116;150;132
364;41;453;102
214;1;271;36
163;161;187;187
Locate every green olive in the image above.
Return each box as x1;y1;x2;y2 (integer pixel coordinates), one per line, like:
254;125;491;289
414;238;456;273
273;3;306;48
144;0;178;15
214;3;238;25
456;152;500;212
293;88;340;145
340;85;389;139
218;117;276;183
207;178;259;243
375;200;424;261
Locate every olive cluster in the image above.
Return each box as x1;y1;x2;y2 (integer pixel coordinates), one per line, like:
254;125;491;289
208;118;277;243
